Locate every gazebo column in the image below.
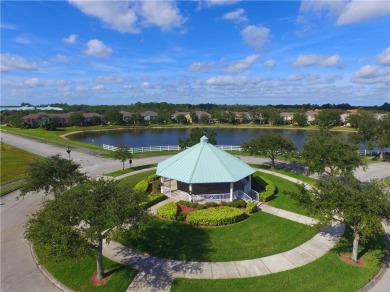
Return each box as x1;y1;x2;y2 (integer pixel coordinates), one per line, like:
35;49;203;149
248;175;252;188
230;182;234;202
189;184;193;202
160;176;164;193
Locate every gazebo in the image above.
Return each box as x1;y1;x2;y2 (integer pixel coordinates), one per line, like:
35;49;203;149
156;136;258;202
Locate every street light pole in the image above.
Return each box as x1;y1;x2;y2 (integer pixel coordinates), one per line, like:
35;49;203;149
66;146;71;160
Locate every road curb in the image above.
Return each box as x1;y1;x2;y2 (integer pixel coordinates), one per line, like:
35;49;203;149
29;243;73;292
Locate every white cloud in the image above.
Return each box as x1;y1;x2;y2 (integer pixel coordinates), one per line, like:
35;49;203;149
140;1;185;30
293;54;343;68
83;39;113;58
204;0;241;6
377;47;390;65
264;59;276;68
0;23;16;30
1;53;37;72
352;65;390;84
95;75;124;84
23;78;44;87
206;75;249;86
69;1;139;33
222;8;247;23
337;0;390;25
225;54;260;73
63;34;78;44
299;0;390;26
188;61;217;72
15;36;32;44
285;74;305;81
69;0;185;33
241;25;270;50
51;54;71;63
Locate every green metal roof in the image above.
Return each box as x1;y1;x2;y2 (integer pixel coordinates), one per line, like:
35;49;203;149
156;136;255;184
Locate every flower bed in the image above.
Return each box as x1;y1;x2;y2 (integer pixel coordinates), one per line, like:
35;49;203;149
186;207;246;226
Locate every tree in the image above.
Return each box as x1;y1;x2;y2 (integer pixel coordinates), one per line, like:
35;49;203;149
302;130;365;176
176;114;187;124
315;109;343;128
39;117;58;131
190;111;198;123
105;109;124;125
69;112;84;126
296;175;390;262
113;145;132;170
25;178;147;280
353;112;390;159
241;133;297;168
20;154;87;197
178;128;217;149
199;113;210;124
292;112;308;127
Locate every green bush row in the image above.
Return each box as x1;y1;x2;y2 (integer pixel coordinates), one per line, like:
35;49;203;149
140;193;167;209
253;175;276;202
186;207;246;226
147;174;159;182
246;201;257;213
221;199;247;208
157;202;178;220
133;179;149;193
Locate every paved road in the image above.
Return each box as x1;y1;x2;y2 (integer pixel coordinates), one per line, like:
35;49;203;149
1;131;389;291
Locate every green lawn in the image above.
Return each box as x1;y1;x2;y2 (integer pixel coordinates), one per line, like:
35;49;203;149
0;143;39;189
171;230;386;292
117;169;156;189
115;211;316;262
105;164;157;177
253;171;312;216
34;243;137;291
384;177;390;186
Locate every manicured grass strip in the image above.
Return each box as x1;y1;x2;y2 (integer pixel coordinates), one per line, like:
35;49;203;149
0;143;39;185
34;243;137;291
117;170;156;190
171;231;386;292
105;164;157;177
250;164;317;186
0;180;24;196
254;171;312;216
116;211;316;262
383;177;390;186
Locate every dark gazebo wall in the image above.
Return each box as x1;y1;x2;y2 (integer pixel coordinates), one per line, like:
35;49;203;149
176;181;244;194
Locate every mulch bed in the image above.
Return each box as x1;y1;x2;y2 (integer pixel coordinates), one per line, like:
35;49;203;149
177;203;196;214
339;253;366;267
90;270;112;286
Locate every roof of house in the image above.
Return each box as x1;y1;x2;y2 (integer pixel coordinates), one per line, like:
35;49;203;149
157;136;255;184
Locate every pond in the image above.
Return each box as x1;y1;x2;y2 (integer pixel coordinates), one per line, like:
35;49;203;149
68;127;359;150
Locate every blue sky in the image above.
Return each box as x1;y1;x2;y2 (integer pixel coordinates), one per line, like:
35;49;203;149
1;0;390;106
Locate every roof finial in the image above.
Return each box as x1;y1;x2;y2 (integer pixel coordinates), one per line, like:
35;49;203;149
200;136;209;143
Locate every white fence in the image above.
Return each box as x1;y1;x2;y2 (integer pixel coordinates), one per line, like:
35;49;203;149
103;144;242;154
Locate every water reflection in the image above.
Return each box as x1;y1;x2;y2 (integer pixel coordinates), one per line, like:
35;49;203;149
69;127;360;150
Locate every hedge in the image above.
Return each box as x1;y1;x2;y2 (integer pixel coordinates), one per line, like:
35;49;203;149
157;202;178;220
253;175;276;202
133;179;148;193
186;207;246;226
221;199;246;208
140;193;167;209
246;201;257;214
147;174;159;182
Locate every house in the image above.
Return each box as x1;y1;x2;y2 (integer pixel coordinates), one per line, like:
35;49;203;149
141;111;158;124
305;111;317;124
280;112;294;123
21;112;72;128
232;112;252;123
171;111;212;123
81;113;104;126
120;111;132;122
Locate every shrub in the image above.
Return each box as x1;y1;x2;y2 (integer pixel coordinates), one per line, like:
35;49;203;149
246;201;257;214
221;199;247;208
147;174;159;182
157;202;178;220
140;193;166;209
254;175;276;202
179;200;191;207
176;212;187;221
188;202;199;208
204;202;218;208
186;207;246;226
133;179;148;193
196;204;207;210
